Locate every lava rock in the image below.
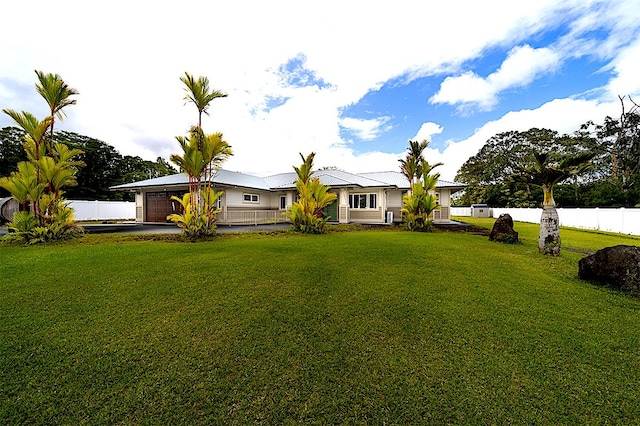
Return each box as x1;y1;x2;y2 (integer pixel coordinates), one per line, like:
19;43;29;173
578;245;640;291
489;213;519;244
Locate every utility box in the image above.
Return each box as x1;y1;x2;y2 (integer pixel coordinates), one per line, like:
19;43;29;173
470;204;491;218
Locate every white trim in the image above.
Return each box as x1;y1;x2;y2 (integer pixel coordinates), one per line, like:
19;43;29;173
243;193;259;204
349;193;377;209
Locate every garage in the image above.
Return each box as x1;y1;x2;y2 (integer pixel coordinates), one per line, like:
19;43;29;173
146;192;182;222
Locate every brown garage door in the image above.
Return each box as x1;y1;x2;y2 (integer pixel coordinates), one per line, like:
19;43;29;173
146;192;182;222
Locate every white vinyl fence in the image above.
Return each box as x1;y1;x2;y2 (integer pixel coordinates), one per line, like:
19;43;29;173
451;207;640;236
68;200;136;221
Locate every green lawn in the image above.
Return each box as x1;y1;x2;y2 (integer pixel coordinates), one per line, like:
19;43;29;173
2;225;640;424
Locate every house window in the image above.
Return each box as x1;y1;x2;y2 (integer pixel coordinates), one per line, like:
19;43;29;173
280;195;286;210
217;195;222;210
243;193;259;203
435;192;440;205
349;193;377;209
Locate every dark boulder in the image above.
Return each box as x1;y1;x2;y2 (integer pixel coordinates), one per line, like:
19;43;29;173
489;214;519;244
578;245;640;292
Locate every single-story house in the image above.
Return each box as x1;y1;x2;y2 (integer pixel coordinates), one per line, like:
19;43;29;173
110;169;466;225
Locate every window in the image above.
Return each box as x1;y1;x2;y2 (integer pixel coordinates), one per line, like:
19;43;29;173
243;193;259;203
435;192;440;205
217;195;222;210
280;195;286;210
349;193;377;209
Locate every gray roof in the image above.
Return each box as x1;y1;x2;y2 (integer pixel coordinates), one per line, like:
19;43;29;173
110;173;190;190
111;168;466;192
111;169;270;191
360;171;466;191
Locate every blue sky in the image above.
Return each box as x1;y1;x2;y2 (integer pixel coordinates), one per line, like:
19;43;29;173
1;1;639;180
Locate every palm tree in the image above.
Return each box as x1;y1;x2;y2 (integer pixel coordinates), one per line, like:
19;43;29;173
513;150;594;255
35;70;79;152
401;167;441;232
2;110;51;162
399;140;443;191
169;128;232;236
285;152;337;233
180;72;228;128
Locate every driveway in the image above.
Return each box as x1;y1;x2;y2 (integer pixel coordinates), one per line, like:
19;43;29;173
83;223;291;234
0;223;291;237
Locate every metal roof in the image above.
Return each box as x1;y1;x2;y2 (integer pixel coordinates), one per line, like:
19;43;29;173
111;169;466;192
110;173;190;190
360;171;467;191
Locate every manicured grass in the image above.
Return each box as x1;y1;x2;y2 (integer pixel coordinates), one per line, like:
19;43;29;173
2;228;640;424
454;215;640;253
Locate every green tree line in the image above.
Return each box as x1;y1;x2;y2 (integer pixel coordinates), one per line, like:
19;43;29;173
455;97;640;208
0;126;176;200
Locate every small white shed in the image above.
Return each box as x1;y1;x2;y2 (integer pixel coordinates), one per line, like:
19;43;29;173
470;204;491;218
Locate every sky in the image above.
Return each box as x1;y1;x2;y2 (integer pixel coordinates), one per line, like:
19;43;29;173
1;0;639;181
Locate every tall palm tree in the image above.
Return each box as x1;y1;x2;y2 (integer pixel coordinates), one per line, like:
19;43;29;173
180;72;228;128
35;71;78;152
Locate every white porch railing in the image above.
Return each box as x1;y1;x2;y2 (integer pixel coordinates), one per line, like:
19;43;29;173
217;210;290;226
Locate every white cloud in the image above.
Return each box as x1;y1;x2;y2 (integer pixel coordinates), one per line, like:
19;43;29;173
434;97;620;180
339;116;391;141
0;0;638;184
607;38;640;98
413;122;444;142
430;45;561;111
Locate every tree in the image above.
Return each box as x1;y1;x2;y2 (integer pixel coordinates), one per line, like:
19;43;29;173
57;131;124;200
284;152;338;234
510;138;595;256
168;128;232;238
34;70;79;153
455;128;599;207
0;127;28;196
168;73;232;239
398;139;442;190
398;140;442;231
0;72;83;243
1;127;176;201
180;72;228;128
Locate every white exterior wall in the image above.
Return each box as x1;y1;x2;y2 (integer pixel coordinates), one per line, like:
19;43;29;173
437;189;451;206
224;188;275;209
386;190;403;208
135;191;144;222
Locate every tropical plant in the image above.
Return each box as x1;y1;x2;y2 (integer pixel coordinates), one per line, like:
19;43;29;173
35;70;79;150
284;152;337;234
399;140;442;190
180;72;228;128
511;146;595;255
401;162;441;232
168;73;232;239
455;128;609;207
168;129;232;238
0;71;83;243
